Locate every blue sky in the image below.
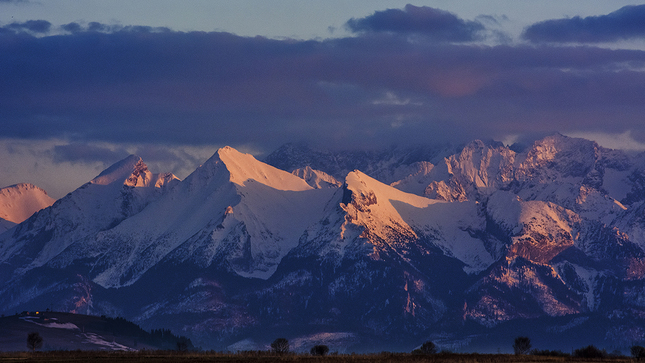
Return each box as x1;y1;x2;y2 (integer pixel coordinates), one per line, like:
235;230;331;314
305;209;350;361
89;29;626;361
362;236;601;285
2;0;645;198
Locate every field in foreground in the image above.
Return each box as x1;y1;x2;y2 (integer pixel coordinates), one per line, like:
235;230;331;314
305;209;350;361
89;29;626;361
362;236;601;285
0;351;635;363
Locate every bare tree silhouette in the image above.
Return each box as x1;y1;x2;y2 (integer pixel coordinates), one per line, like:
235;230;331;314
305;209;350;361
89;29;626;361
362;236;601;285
27;332;43;352
513;336;531;355
271;338;289;354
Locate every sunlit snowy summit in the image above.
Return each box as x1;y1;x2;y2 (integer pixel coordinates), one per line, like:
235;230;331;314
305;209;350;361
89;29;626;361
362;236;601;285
1;135;645;352
0;183;55;233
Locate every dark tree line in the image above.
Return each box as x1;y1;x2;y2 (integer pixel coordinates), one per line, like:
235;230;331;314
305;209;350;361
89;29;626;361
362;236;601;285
99;315;193;350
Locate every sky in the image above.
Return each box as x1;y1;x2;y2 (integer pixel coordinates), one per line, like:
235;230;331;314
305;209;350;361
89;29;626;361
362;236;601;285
3;0;645;198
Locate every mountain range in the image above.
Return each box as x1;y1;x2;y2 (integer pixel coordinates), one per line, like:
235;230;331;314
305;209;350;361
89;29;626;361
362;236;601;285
1;134;645;352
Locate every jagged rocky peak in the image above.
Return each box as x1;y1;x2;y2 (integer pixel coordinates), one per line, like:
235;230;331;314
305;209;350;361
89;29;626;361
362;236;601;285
515;133;600;181
509;134;634;215
292;166;341;189
424;139;516;201
91;155;179;189
0;183;56;224
420;134;633;207
342;171;378;209
91;155;146;186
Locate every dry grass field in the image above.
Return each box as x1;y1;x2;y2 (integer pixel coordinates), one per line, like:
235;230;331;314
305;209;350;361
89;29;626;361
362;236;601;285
0;351;635;363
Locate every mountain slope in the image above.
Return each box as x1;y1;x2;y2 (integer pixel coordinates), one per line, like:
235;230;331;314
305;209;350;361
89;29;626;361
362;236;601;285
0;311;190;351
82;147;331;286
0;156;178;313
0;156;177;269
0;218;15;234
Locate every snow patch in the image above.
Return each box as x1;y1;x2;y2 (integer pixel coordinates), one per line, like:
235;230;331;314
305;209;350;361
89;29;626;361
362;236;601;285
83;332;134;351
19;317;79;330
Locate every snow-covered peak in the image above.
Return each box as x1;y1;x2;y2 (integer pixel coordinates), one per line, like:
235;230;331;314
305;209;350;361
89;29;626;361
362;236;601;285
0;183;56;224
207;146;313;191
292;166;342;189
341;170;441;242
340;170;495;273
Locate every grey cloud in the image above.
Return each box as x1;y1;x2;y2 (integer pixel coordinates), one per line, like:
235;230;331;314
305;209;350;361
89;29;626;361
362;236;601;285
0;20;170;36
6;20;51;34
346;4;485;42
52;144;127;165
87;22;107;32
523;5;645;43
50;142;209;180
61;22;82;33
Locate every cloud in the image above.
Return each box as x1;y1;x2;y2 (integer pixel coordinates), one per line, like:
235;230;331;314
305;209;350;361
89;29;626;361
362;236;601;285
564;130;645;151
372;92;421;106
49;141;220;182
1;18;645;153
345;4;485;42
0;20;170;36
61;22;83;34
523;5;645;43
0;138;223;198
0;139;108;198
5;20;51;34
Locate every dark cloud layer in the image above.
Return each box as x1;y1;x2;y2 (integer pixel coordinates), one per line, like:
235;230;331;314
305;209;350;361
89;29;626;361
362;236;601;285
523;5;645;43
52;144;126;164
0;20;170;36
1;10;645;153
346;4;484;42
